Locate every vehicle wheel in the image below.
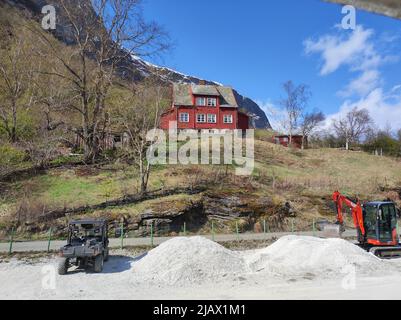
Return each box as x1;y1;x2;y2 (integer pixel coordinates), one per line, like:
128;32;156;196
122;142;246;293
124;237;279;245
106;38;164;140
77;258;86;269
57;258;69;275
104;249;109;262
93;255;104;273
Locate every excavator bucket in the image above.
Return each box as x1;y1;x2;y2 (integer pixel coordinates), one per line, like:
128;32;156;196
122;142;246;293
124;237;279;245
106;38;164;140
322;223;342;238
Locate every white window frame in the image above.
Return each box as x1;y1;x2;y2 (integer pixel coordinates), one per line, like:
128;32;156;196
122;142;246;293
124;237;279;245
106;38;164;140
207;114;217;123
179;112;189;123
196;97;206;106
196;114;206;123
207;97;217;107
223;114;233;124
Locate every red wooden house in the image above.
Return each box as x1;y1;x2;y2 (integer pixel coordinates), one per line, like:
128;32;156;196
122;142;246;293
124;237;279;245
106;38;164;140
160;83;250;131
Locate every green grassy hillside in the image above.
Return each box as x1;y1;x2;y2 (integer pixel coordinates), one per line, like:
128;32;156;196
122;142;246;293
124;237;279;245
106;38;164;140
1;138;400;239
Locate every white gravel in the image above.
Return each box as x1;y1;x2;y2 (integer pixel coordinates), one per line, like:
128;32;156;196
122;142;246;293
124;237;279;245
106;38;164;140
132;236;247;285
245;235;392;278
1;235;401;300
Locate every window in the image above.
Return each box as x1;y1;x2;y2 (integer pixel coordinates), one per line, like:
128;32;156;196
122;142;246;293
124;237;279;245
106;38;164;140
207;114;217;123
196;97;206;106
364;205;377;238
223;114;233;124
207;97;217;107
379;204;397;241
197;114;206;123
179;113;189;123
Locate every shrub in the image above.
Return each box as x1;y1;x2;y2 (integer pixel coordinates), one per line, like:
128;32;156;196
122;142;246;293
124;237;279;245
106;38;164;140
0;144;25;164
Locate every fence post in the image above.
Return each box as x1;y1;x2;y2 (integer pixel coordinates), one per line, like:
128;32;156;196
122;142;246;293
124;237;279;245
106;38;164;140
313;219;316;237
212;221;215;241
8;227;14;255
150;221;154;247
120;221;124;250
236;221;239;241
47;227;52;253
263;220;267;234
291;219;295;233
183;222;186;236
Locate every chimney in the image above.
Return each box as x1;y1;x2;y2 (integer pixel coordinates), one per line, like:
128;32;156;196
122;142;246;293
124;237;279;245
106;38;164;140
199;80;206;85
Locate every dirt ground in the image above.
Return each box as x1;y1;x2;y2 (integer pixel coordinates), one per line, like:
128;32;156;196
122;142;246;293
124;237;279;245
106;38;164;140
1;253;401;300
1;236;401;300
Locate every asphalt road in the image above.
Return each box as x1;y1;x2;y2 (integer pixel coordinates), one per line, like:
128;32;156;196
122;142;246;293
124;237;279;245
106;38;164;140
0;230;357;253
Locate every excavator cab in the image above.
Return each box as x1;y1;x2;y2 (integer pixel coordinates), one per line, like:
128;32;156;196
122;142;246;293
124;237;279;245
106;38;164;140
328;191;401;258
362;202;398;245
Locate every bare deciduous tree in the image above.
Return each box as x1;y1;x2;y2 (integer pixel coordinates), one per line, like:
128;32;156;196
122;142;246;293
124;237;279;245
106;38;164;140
114;80;168;194
32;0;169;162
279;81;311;146
0;27;36;142
332;107;373;150
299;110;325;149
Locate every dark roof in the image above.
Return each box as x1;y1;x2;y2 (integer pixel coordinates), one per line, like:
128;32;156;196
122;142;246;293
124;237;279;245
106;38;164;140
173;84;238;108
173;84;193;106
365;201;395;206
191;85;219;96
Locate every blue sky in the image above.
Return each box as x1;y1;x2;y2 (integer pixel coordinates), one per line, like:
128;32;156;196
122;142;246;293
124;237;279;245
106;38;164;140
142;0;401;130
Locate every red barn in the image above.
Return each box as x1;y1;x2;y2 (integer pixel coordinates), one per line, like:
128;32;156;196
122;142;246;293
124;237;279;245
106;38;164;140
272;135;306;149
160;83;250;131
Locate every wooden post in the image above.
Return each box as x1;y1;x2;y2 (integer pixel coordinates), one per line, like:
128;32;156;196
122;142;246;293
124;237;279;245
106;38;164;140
263;220;267;234
183;222;186;236
47;227;52;253
236;221;239;241
8;227;14;255
150;221;154;247
120;221;124;250
313;219;316;237
212;221;215;241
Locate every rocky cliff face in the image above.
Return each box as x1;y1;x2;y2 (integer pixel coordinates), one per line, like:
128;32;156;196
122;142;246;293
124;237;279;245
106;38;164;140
5;0;272;128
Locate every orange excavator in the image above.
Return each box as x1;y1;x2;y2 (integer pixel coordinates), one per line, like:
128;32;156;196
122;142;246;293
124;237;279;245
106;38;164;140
328;191;401;258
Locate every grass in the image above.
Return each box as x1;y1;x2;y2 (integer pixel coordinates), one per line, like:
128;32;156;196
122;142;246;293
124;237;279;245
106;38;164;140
254;143;401;199
1;138;401;236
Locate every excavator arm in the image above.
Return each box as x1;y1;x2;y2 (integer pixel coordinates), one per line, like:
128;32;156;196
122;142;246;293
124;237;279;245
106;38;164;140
332;191;366;236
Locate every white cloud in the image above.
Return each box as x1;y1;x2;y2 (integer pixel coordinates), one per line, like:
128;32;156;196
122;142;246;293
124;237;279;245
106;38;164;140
323;88;401;131
304;25;401;131
257;100;287;132
304;26;376;76
304;25;397;100
337;69;381;98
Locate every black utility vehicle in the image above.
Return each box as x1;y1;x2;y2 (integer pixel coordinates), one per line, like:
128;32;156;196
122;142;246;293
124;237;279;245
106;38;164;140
58;219;109;275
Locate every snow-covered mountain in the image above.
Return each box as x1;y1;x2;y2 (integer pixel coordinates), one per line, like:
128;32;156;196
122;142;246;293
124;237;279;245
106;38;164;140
6;0;272;129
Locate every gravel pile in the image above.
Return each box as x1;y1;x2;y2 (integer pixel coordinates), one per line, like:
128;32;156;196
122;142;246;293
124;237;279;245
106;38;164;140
245;235;390;278
132;235;395;285
132;236;247;284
